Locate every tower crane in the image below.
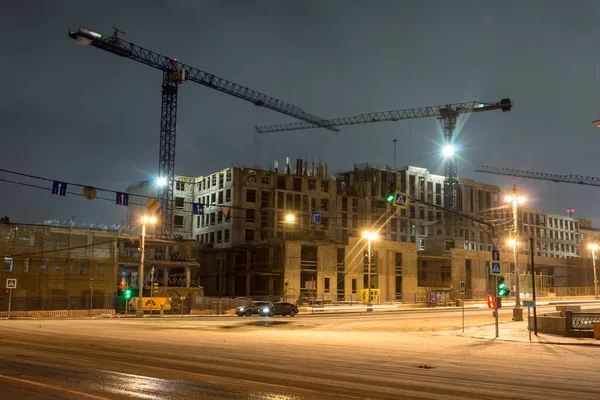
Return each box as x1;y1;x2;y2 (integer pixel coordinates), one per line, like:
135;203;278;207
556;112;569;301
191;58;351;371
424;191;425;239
69;26;337;235
256;98;512;239
474;165;600;187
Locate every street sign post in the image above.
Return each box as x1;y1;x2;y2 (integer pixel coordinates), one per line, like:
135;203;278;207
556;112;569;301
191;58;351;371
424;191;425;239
523;300;536;341
311;211;321;224
490;261;502;276
492;249;500;261
51;181;67;196
116;192;129;206
146;198;161;212
192;203;204;215
6;279;16;319
394;192;408;209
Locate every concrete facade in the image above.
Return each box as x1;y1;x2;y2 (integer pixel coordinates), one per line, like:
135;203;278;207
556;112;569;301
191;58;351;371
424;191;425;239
196;236;418;303
336;164;501;253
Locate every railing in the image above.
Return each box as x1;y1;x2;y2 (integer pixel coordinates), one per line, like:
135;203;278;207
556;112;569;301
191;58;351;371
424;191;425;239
570;313;600;330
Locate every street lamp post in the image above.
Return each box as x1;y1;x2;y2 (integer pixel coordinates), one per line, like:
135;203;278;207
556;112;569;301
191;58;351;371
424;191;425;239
137;216;157;318
588;243;599;299
362;231;378;312
506;185;525;321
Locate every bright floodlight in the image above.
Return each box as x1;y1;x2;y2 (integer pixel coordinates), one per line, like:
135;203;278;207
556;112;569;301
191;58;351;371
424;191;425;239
442;145;455;157
285;214;295;223
517;196;526;204
142;216;157;224
155;177;168;187
508;238;519;247
362;231;379;240
505;195;513;202
588;243;599;251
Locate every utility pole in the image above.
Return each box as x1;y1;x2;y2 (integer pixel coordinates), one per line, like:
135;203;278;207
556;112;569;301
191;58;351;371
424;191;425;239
530;237;538;335
507;185;524;321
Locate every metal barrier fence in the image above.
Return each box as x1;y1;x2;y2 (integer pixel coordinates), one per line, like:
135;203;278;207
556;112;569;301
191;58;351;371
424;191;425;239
0;295;115;312
570;313;600;330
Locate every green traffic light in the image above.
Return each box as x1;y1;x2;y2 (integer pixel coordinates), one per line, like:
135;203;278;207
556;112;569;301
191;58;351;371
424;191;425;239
498;278;508;296
124;289;131;299
386;194;395;202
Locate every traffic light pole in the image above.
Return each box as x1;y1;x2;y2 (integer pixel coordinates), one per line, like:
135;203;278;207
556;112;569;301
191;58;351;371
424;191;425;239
494;276;499;338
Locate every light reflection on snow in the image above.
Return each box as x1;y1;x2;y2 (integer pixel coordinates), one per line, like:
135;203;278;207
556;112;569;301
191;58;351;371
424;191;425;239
306;304;398;312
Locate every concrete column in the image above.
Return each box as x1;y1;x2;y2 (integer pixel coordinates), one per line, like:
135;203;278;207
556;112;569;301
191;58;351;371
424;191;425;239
164;267;169;288
185;266;190;288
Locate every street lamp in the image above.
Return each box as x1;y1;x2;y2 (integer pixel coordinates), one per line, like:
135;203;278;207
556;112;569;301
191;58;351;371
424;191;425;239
137;215;157;318
506;185;526;321
283;213;295;240
587;243;599;299
442;144;455;157
362;231;379;312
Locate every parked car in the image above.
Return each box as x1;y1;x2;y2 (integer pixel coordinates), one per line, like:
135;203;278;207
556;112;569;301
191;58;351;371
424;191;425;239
259;302;299;317
236;301;273;317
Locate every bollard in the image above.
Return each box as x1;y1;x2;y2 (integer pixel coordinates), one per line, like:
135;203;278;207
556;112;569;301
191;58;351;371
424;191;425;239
160;303;165;316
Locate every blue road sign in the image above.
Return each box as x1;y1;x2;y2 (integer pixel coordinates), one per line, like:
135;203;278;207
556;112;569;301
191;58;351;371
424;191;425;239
492;249;500;261
394;192;408;208
116;192;129;206
311;211;321;224
193;203;204;215
490;261;502;275
51;181;67;196
6;278;16;289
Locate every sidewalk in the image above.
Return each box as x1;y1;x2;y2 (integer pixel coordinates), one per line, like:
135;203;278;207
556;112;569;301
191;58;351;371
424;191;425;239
457;319;600;346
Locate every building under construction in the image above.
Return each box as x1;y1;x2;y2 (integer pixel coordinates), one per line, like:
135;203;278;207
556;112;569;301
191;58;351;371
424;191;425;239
0;222;200;311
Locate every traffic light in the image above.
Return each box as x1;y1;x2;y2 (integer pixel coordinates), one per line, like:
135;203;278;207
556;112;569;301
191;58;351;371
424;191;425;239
386;182;395;202
498;277;510;297
486;294;496;309
124;289;132;299
119;281;126;292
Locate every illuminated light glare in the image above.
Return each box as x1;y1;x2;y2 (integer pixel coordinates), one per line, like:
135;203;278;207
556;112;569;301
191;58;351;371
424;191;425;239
362;231;379;241
508;238;520;247
442;145;455;157
517;196;526;204
505;195;513;202
588;243;599;251
285;214;295;223
155;177;168;187
142;216;157;224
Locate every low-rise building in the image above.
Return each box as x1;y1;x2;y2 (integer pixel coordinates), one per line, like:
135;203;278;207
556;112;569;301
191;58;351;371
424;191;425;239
0;222;200;311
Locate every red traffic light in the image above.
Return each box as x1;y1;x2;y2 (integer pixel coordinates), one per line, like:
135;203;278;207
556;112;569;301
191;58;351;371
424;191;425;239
486;295;496;309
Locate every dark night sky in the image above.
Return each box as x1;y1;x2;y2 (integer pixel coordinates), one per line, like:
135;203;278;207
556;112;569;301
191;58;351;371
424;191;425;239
2;0;600;226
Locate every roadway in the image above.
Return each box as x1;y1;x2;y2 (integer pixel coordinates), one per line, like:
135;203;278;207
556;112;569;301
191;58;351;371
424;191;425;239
0;306;598;399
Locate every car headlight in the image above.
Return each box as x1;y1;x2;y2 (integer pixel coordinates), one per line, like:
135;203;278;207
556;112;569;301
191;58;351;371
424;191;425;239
238;308;245;311
263;308;270;313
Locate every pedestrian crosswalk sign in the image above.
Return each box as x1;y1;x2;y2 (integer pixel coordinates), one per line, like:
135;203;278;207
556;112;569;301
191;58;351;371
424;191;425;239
490;261;501;276
6;279;17;289
394;192;408;209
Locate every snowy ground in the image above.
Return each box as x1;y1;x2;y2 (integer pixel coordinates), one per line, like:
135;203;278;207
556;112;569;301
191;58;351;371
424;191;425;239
0;310;598;399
